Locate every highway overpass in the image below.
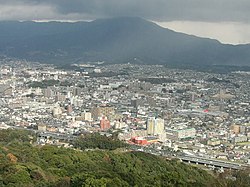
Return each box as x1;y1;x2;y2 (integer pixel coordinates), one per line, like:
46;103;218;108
178;155;248;170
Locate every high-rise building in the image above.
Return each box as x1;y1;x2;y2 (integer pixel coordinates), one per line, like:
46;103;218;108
43;87;54;98
100;116;111;131
147;117;165;135
82;112;92;121
73;87;82;96
67;105;73;114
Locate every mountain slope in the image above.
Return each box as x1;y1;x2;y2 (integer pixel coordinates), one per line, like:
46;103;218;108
0;17;250;66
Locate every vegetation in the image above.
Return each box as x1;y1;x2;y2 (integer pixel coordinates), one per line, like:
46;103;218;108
28;79;72;88
28;80;60;88
0;129;36;144
73;133;127;151
0;129;249;186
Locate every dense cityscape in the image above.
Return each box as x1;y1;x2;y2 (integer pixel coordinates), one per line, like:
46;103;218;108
1;0;250;186
1;57;250;170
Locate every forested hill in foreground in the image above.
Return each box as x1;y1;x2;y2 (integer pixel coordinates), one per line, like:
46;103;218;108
0;129;249;186
0;17;250;66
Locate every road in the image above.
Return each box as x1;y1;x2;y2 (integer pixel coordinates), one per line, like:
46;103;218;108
128;144;249;170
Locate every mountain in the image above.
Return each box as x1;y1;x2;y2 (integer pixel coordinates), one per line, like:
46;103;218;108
0;17;250;66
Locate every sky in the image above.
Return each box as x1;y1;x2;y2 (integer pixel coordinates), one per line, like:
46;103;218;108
0;0;250;44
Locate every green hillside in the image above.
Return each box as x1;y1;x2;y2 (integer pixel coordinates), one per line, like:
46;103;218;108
0;129;248;187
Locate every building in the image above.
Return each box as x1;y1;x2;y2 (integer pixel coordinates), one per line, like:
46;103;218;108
114;120;126;129
131;137;148;145
147;117;165;135
94;68;101;73
73;88;82;96
240;125;246;134
38;124;47;132
100;116;111;131
131;96;156;108
130;130;147;138
233;135;247;143
207;139;221;146
158;132;167;142
167;128;196;140
82;112;92;121
0;84;12;97
91;105;115;120
145;136;159;144
67;105;73;114
55;93;66;102
43;87;54;98
231;124;240;134
174;128;196;140
52;107;62;117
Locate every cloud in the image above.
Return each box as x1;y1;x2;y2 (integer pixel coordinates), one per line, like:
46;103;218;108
156;21;250;44
0;0;250;22
0;4;56;20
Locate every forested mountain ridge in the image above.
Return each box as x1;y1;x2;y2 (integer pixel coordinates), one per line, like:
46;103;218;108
0;17;250;66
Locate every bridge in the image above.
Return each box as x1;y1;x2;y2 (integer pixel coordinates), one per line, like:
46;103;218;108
178;155;248;170
128;144;248;170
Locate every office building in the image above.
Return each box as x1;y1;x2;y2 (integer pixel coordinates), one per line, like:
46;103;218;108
100;116;111;131
147;117;165;135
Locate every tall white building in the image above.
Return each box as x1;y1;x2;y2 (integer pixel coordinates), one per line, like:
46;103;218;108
147;117;165;135
82;112;92;121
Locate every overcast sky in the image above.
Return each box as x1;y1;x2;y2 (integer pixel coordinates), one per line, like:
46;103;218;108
0;0;250;44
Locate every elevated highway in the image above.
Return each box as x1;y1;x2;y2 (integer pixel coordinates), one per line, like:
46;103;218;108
178;155;248;170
